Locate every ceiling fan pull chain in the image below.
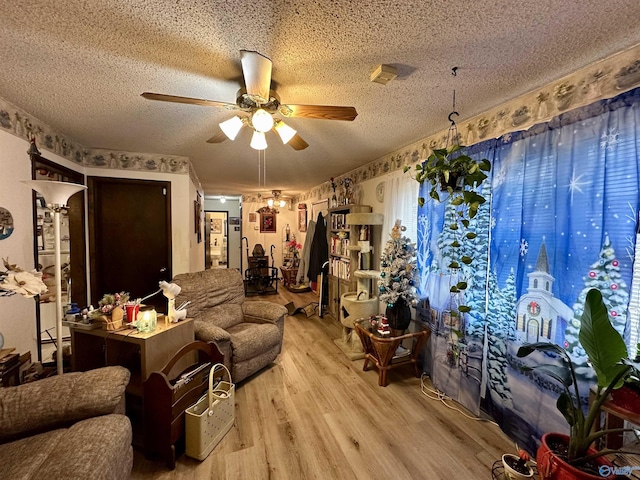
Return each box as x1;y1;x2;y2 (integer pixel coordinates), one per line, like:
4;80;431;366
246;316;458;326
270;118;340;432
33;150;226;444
257;149;267;188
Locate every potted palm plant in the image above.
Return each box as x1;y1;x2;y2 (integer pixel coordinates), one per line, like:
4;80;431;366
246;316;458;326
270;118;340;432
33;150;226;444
517;288;639;479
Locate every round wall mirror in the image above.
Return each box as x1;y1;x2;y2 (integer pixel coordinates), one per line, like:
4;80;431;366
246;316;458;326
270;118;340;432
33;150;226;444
0;207;14;240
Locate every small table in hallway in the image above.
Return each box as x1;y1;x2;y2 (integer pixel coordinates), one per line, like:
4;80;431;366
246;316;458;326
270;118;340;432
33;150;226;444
354;317;430;387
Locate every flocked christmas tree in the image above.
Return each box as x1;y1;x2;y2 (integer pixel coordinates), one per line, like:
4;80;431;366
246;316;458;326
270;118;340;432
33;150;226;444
378;219;418;307
564;236;629;380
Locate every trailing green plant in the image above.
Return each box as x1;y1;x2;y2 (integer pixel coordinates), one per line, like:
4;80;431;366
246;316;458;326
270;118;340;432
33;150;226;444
404;144;491;314
517;289;640;469
406;144;491;210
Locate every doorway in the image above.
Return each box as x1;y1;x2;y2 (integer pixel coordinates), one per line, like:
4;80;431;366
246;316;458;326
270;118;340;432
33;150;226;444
205;211;227;268
88;177;172;311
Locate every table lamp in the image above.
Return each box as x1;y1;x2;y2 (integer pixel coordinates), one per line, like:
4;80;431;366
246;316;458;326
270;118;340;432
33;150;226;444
159;280;185;323
23;180;87;375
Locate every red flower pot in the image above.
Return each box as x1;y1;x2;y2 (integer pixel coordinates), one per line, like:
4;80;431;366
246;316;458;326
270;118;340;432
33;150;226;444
536;433;616;480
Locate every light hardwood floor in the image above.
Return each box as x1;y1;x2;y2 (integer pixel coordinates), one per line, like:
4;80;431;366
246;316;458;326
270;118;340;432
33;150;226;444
131;285;514;479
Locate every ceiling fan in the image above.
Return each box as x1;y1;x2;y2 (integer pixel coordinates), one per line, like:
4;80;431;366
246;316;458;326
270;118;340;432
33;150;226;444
141;50;358;151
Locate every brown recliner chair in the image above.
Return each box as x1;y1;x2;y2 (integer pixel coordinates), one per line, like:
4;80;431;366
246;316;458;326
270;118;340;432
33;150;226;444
173;268;287;382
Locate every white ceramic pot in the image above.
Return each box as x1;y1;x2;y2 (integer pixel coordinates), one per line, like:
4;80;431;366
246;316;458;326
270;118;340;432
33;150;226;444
502;454;534;480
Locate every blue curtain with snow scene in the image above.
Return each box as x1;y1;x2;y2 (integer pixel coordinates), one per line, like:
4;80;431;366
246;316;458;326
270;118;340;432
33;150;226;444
417;87;640;453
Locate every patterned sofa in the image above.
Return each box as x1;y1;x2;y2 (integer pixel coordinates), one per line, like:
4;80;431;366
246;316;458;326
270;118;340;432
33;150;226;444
173;268;287;382
0;366;132;480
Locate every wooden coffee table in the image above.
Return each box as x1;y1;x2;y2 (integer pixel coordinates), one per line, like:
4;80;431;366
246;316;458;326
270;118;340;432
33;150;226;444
354;317;430;387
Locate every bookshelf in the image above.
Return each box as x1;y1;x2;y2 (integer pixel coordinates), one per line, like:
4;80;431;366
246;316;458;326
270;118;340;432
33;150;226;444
326;204;371;318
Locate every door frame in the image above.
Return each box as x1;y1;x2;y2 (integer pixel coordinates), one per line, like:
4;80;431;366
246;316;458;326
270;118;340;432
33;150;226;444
205;210;228;268
87;176;172;306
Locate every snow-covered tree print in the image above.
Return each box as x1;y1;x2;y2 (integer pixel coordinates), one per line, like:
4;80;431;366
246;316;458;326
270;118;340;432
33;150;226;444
565;236;629;380
485;269;514;407
460;182;492;338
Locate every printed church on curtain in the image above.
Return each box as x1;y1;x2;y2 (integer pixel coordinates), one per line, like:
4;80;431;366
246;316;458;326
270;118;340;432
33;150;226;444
515;241;572;345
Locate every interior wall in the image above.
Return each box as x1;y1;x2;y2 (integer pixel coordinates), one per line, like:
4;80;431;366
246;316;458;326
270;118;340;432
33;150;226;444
0;130;39;358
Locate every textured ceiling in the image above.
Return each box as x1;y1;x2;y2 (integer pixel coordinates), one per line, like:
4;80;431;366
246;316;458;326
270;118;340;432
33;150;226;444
1;1;639;197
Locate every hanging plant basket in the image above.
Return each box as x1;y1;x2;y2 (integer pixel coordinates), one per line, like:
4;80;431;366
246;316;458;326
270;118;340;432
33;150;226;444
438;172;464;192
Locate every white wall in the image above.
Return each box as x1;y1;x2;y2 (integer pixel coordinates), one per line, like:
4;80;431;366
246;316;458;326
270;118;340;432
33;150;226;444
0;130;40;357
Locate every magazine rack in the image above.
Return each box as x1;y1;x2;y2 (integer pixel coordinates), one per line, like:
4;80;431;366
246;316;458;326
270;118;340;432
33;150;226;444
143;341;224;469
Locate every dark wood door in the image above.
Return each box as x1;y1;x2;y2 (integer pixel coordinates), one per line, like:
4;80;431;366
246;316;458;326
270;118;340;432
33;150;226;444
88;177;172;312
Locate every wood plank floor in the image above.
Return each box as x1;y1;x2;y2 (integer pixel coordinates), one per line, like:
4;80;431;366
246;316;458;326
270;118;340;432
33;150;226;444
130;284;514;479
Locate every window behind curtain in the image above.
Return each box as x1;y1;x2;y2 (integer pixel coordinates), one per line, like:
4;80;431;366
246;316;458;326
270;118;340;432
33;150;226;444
382;170;418;245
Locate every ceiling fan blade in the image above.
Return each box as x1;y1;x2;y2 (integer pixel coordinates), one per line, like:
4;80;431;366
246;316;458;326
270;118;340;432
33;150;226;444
288;134;309;151
240;50;272;104
280;104;358;121
206;130;229;144
141;92;238;110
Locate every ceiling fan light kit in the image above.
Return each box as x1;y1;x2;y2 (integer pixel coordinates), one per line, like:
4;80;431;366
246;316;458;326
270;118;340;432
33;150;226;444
219;116;244;140
274;120;297;144
141;50;357;152
251;108;274;133
370;64;398;85
250;131;268;150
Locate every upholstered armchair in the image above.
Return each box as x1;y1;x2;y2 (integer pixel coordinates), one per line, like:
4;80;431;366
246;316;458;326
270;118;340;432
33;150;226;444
0;366;132;480
173;268;287;382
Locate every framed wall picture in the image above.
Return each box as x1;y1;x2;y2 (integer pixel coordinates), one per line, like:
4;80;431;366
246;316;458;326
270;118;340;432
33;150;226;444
229;216;240;225
211;218;223;234
248;212;257;223
298;209;307;232
260;212;277;233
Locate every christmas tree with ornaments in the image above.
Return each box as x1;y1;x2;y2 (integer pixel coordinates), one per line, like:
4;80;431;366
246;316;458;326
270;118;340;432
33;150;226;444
378;219;418;308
